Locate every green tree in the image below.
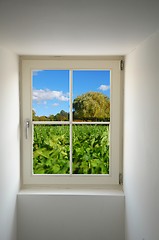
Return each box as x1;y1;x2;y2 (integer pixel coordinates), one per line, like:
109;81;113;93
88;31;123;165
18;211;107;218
32;109;40;121
38;115;48;121
32;109;36;120
54;110;68;121
59;110;69;120
73;92;110;121
48;114;55;121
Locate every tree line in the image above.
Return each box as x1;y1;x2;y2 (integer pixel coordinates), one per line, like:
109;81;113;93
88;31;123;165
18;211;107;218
33;92;110;122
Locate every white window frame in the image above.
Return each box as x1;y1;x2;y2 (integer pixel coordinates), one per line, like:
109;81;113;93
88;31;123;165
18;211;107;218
20;57;122;186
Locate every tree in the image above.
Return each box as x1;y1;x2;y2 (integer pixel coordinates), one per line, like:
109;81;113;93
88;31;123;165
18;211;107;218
73;92;110;121
38;116;48;121
32;109;39;121
59;110;69;120
48;114;55;121
54;110;69;121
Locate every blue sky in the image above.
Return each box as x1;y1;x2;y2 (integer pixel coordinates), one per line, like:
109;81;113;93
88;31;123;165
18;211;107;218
32;70;110;117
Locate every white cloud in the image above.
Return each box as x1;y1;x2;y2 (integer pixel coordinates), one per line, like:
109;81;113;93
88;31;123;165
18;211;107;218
52;103;59;107
33;89;69;102
98;85;110;91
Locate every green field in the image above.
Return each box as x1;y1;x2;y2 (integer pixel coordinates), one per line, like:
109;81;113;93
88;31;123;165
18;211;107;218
33;125;109;174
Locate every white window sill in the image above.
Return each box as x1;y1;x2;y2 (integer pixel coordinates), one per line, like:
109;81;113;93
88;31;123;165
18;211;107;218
18;185;124;196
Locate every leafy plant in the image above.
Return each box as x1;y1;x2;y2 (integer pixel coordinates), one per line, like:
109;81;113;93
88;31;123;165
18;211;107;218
33;125;109;174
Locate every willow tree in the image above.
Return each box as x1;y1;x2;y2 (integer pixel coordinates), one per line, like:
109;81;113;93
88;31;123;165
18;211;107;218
73;92;110;121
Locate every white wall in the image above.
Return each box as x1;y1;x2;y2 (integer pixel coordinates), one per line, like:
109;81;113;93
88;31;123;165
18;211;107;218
0;47;20;240
18;193;124;240
124;30;159;240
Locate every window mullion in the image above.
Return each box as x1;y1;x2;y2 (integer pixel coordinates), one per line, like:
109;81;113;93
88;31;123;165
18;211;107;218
69;70;73;175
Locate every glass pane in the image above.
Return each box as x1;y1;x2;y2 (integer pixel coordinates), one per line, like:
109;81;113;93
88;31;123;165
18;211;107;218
72;124;109;174
73;70;110;122
32;70;69;121
33;125;70;174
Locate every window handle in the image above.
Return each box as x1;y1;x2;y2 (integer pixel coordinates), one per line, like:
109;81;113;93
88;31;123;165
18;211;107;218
25;119;30;139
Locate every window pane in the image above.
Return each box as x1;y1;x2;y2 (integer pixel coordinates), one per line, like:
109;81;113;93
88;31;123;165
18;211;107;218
32;70;69;121
73;70;110;122
72;125;109;174
33;125;70;174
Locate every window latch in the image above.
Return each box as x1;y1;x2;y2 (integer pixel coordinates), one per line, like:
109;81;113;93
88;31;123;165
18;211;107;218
25;119;30;139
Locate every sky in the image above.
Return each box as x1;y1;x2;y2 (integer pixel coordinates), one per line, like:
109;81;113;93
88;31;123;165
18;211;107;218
32;69;110;117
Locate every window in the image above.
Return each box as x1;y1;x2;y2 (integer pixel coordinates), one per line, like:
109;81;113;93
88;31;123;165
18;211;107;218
21;57;122;186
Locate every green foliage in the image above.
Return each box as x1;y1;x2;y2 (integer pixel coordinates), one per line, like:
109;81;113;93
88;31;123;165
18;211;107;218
33;125;70;174
73;125;109;174
54;110;69;121
32;110;69;121
33;125;109;174
73;92;110;121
